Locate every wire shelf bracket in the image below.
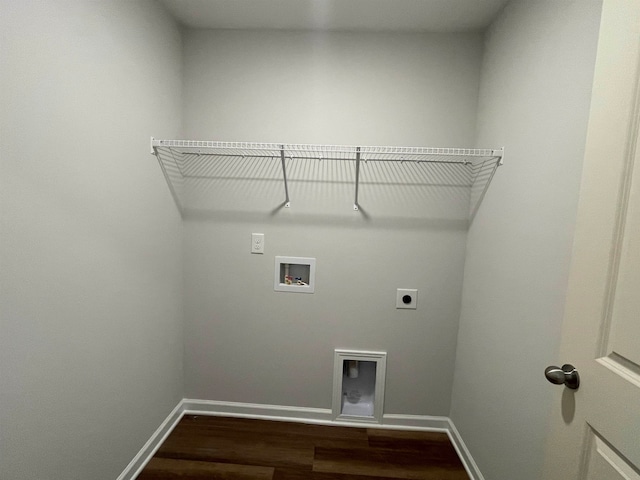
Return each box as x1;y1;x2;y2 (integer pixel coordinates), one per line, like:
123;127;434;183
354;146;361;211
279;145;291;208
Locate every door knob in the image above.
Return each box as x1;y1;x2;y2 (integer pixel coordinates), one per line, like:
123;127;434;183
545;364;580;389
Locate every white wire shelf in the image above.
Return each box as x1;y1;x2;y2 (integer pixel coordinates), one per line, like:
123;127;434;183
151;138;503;220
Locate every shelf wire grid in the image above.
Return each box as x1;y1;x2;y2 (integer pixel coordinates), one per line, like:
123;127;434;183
151;139;503;220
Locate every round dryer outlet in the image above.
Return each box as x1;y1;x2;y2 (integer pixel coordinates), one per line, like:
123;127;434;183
396;288;418;309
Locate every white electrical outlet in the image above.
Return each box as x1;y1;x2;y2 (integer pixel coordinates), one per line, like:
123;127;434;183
396;288;418;309
251;233;264;254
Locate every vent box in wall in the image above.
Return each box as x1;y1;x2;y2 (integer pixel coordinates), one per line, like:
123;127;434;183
274;256;316;293
332;349;387;424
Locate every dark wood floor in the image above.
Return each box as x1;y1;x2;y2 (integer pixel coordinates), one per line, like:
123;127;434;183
137;415;469;479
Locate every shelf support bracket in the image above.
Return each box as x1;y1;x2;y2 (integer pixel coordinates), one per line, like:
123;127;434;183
354;147;361;211
280;145;291;208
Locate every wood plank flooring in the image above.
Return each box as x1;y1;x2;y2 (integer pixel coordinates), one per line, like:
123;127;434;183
137;415;469;480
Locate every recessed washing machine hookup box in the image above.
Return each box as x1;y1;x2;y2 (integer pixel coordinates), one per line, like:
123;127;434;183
274;256;316;293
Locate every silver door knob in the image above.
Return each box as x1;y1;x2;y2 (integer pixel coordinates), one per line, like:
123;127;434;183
545;364;579;389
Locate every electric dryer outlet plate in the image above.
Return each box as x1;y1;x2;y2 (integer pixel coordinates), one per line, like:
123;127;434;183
396;288;418;309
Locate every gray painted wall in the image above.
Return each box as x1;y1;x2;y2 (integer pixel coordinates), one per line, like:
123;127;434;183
0;2;184;479
450;2;603;479
181;30;484;415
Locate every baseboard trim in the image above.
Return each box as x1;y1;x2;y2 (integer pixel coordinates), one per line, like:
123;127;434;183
183;398;333;423
117;399;484;480
382;413;450;431
446;418;486;480
116;400;185;480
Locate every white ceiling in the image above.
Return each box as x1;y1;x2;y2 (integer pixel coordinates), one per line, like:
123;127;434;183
160;0;510;32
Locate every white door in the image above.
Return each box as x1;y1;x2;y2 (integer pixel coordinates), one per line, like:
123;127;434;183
543;0;640;478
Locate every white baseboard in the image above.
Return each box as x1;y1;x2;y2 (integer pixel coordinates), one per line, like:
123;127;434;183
183;398;333;423
382;413;450;431
116;400;185;480
117;399;484;480
446;418;486;480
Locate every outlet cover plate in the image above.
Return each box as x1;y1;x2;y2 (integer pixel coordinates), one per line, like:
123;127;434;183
396;288;418;309
251;233;264;254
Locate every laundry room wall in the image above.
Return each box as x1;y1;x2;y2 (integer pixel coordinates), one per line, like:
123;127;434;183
0;1;184;479
450;1;603;479
180;29;485;415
